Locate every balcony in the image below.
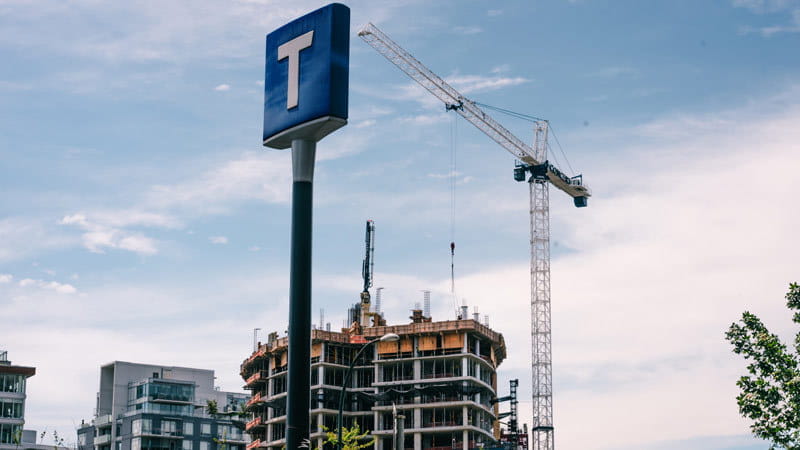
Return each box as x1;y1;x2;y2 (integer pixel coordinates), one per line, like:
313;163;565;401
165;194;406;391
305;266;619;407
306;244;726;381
149;393;193;404
95;415;113;428
245;440;264;450
245;392;265;410
244;371;268;389
94;435;112;446
140;430;183;439
245;417;264;432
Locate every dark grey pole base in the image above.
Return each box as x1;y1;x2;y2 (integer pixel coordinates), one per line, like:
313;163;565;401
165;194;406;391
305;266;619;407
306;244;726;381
285;139;316;450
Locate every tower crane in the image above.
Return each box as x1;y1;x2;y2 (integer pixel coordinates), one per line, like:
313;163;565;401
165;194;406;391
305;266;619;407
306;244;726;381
358;23;591;450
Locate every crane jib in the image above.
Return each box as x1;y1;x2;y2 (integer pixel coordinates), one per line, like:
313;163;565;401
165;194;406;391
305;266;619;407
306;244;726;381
358;23;591;205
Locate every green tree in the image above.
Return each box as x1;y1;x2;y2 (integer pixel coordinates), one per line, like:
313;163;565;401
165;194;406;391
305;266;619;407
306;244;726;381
726;282;800;449
317;424;375;450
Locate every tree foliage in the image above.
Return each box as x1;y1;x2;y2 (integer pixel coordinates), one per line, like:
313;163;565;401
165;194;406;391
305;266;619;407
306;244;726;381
316;424;375;450
726;282;800;449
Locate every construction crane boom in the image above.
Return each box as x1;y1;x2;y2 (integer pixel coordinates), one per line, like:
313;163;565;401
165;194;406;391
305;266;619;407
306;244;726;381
358;23;591;205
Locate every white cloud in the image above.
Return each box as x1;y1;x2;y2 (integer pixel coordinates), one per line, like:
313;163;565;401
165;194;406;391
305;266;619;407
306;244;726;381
17;278;77;294
360;72;530;110
248;246;261;252
0;274;12;283
487;9;503;16
447;74;529;94
734;0;800;35
214;84;230;91
60;213;159;255
397;113;450;125
490;64;511;74
147;151;293;213
354;119;376;128
427;170;462;179
209;236;228;244
453;25;482;35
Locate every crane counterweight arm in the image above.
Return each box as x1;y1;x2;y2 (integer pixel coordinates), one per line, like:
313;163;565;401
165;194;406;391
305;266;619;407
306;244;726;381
358;22;592;202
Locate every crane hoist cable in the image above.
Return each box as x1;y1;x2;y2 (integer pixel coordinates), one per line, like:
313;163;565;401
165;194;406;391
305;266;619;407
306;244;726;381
476;100;578;177
450;112;459;318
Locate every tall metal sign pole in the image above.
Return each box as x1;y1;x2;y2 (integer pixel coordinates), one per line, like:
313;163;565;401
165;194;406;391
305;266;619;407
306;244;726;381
262;4;349;449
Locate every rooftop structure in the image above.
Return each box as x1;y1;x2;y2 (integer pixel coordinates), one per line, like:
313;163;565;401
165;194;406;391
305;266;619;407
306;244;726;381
78;362;250;450
240;310;507;450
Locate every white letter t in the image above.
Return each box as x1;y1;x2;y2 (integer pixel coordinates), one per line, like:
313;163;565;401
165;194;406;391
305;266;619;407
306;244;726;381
277;30;314;110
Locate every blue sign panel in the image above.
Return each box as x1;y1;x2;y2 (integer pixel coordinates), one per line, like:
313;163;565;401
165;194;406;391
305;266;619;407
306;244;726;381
263;3;349;148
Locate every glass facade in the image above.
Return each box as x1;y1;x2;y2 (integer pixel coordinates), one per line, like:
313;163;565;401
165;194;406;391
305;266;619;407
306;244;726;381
0;423;22;444
0;374;25;393
133;402;194;416
0;398;23;418
130;381;194;403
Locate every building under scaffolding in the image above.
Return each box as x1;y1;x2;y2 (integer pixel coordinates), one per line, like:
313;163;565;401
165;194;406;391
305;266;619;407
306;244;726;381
240;309;508;450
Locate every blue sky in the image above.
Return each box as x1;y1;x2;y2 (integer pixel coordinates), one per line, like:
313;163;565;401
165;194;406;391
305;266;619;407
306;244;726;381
2;0;800;448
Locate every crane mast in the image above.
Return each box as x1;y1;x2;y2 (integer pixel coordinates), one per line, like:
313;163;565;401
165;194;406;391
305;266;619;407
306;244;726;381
530;122;554;449
359;23;591;450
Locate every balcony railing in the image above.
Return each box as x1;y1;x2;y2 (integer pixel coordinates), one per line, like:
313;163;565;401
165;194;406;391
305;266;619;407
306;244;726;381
245;417;263;431
245;440;263;450
137;430;183;439
94;415;113;427
245;371;268;387
245;392;264;409
94;434;112;446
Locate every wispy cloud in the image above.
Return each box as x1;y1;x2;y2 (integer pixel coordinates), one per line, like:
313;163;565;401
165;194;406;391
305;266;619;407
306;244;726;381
214;84;231;91
209;236;228;244
586;66;640;78
734;0;800;35
354;119;376;128
59;214;159;256
0;274;12;283
487;9;503;17
453;25;482;35
18;278;77;294
0;217;75;262
427;170;462;179
397;113;450;125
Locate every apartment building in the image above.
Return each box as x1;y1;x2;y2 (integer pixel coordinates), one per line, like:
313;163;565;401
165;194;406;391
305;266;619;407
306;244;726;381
0;351;69;450
78;362;249;450
0;350;35;450
240;309;506;450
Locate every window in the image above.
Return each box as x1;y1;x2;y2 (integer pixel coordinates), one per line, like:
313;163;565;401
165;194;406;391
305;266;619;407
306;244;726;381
199;442;209;450
132;419;141;435
0;399;23;418
0;375;24;393
161;420;177;435
200;423;211;436
183;423;193;436
182;441;192;450
78;434;87;446
141;419;152;434
131;438;141;450
0;423;22;444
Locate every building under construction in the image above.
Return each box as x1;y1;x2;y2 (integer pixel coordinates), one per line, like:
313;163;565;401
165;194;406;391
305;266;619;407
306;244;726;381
240;307;508;450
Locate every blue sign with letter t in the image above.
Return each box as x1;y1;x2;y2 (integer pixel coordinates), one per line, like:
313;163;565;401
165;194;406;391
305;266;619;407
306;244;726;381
263;3;349;149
